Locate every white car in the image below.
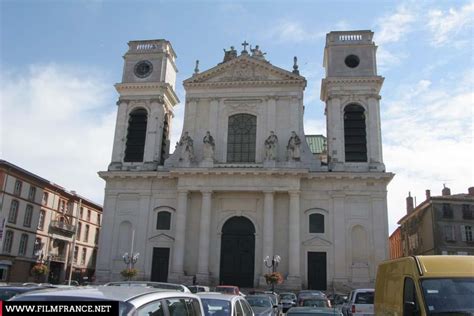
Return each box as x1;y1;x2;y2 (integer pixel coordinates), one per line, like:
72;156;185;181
198;293;254;316
341;288;374;316
12;286;203;316
104;281;191;292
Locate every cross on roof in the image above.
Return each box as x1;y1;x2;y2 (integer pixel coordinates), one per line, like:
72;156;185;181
241;41;249;51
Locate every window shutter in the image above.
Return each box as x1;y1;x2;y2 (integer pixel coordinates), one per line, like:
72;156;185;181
461;225;466;242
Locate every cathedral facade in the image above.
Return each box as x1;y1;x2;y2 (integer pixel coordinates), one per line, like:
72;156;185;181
96;31;393;290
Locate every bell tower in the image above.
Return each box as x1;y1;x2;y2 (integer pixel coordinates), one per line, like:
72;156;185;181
108;40;179;171
321;30;385;172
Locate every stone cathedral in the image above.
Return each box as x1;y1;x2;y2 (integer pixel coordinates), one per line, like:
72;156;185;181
96;30;393;291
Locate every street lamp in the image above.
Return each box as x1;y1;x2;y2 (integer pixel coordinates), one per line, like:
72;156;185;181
264;255;281;292
122;229;139;281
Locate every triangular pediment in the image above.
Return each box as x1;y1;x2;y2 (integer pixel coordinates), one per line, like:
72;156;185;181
148;233;174;242
302;236;332;247
184;55;306;87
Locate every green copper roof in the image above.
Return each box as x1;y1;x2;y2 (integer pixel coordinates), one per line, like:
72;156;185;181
305;135;327;154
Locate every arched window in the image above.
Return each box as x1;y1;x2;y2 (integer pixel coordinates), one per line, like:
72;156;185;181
227;114;257;163
344;104;367;162
156;211;171;230
309;213;324;233
124;108;148;162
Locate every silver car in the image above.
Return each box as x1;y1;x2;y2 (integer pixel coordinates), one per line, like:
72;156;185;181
198;293;254;316
12;286;204;316
104;281;191;292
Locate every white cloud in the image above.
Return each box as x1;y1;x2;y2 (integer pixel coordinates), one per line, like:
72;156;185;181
269;21;325;43
1;64;115;204
304;118;326;135
375;5;416;45
382;73;474;233
427;2;474;46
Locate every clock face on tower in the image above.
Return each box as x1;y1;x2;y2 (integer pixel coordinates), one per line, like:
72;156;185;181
134;60;153;78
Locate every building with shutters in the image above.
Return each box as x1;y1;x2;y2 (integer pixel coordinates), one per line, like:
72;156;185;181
398;186;474;257
0;160;102;283
96;31;393;290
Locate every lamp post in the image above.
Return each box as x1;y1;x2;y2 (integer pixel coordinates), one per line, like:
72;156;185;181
122;229;139;281
264;255;281;292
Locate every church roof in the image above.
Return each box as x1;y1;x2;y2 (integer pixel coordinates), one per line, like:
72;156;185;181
305;135;327;154
183;51;306;89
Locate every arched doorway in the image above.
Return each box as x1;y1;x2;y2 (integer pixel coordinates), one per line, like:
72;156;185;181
219;216;255;287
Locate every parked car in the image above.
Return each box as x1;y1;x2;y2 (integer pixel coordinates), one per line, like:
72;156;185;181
0;285;52;300
189;285;211;293
12;286;204;316
261;292;281;316
341;289;374;316
287;306;343;316
279;292;297;312
297;291;326;306
300;296;331;308
104;281;191;292
215;285;241;295
198;293;254;316
375;255;474;315
327;293;347;307
246;295;278;316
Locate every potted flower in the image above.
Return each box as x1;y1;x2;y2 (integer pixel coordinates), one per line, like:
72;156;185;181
264;271;283;285
120;268;138;281
31;263;48;282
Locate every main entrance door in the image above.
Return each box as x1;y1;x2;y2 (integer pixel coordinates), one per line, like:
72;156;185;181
219;216;255;287
151;247;170;282
307;252;327;290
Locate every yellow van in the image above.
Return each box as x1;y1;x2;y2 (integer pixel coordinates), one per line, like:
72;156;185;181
374;256;474;315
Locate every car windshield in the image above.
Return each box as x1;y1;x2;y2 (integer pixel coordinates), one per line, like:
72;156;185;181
354;292;374;304
201;298;231;316
421;278;474;315
302;299;328;308
280;294;295;300
247;297;272;308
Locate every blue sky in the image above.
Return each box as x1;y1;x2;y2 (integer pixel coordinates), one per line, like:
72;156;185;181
1;0;473;235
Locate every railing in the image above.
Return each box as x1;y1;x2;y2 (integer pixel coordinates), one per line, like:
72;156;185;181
339;34;363;41
50;254;67;262
50;220;75;234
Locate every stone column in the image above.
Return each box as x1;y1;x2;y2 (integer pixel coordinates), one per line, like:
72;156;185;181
332;194;348;287
96;193;117;283
172;190;188;275
262;191;274;274
109;100;129;169
197;190;212;282
288;191;301;279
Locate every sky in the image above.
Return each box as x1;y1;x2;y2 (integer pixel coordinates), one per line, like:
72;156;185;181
1;0;473;235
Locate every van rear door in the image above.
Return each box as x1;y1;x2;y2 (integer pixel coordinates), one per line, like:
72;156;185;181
352;291;374;315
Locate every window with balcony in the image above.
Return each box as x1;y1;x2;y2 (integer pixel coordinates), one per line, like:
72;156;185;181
95;227;100;244
442;203;453;218
77;222;82;240
23;204;33;227
8;200;19;224
84;224;89;242
2;231;13;253
42;192;48;205
73;246;79;263
14;180;22;196
18;234;28;256
28;187;36;201
81;248;87;265
38;210;46;230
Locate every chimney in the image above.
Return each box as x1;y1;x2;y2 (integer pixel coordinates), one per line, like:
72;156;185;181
406;192;414;213
425;189;431;200
442;184;451;196
468;187;474;196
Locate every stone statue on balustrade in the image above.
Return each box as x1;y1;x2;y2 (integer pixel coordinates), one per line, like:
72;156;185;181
202;131;215;161
287;131;301;161
178;131;194;163
264;131;278;161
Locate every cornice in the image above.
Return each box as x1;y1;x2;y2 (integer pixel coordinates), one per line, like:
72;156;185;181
184;79;306;89
114;82;180;105
320;76;384;101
